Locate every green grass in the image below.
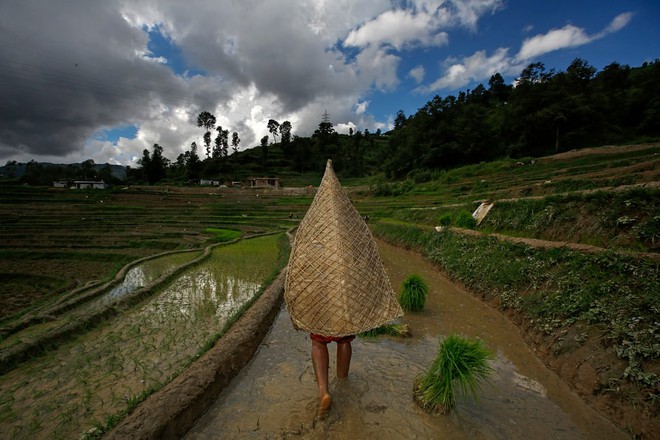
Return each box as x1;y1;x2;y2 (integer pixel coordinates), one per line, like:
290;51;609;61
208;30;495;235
454;210;477;229
204;227;242;242
374;184;660;253
398;274;429;312
358;323;411;338
0;233;290;440
89;233;291;438
356;144;659;207
479;188;660;251
414;334;493;413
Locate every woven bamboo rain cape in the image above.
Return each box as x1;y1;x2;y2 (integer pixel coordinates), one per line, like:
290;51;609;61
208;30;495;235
285;160;403;336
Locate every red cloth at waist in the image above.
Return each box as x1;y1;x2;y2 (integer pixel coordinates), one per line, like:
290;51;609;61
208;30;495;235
310;333;355;344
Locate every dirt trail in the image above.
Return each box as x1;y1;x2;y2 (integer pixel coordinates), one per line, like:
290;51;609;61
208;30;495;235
539;143;659;161
447;226;660;261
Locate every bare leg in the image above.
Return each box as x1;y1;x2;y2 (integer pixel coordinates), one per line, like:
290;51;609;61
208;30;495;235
311;339;332;416
336;341;352;378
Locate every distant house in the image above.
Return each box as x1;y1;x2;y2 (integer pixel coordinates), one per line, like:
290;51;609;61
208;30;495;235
73;180;108;189
53;180;70;188
200;178;223;186
246;177;280;189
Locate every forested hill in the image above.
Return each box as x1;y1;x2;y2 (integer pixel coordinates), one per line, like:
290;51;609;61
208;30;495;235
3;59;659;186
382;59;660;178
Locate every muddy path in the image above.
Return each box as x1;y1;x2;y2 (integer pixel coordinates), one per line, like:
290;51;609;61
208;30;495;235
448;226;660;261
539;143;659;161
184;240;626;439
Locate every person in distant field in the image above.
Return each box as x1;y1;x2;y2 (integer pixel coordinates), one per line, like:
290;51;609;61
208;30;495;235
309;333;354;416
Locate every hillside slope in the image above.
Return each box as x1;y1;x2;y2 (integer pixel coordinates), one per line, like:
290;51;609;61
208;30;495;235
365;143;659;438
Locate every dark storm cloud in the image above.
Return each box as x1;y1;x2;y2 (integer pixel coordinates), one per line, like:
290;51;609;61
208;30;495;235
0;1;229;160
149;0;366;113
0;0;398;163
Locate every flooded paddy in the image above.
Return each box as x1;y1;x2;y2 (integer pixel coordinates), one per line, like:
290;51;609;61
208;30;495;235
0;250;202;353
90;249;203;308
185;240;626;440
0;235;281;440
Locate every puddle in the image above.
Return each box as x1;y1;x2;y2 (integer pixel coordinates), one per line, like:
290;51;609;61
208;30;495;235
185;240;626;440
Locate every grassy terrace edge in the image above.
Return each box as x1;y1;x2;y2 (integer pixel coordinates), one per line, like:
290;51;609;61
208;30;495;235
371;220;659;434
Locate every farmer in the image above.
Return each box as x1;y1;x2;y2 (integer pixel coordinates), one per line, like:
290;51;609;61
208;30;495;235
310;333;354;416
284;160;402;418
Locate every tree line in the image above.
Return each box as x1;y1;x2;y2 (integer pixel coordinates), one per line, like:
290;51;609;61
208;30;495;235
382;58;660;178
4;58;658;186
129;112;297;184
129;58;660;183
1;159;123;186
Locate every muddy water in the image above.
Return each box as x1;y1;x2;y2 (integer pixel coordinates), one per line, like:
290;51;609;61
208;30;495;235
185;240;626;440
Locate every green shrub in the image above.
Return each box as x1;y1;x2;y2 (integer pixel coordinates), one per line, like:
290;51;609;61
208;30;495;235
398;274;429;311
371;180;415;197
454;210;477;229
359;323;411;338
408;169;436;183
636;215;660;245
438;213;452;226
414;334;493;413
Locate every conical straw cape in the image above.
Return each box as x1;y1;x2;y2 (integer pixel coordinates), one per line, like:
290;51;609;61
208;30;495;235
285;160;403;336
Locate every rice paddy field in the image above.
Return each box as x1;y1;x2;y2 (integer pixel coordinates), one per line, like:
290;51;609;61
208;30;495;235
0;185;307;322
1;234;284;439
0;142;658;438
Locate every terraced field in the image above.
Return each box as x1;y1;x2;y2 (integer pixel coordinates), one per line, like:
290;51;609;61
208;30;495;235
0;142;657;438
0;185;310;322
355;143;660;253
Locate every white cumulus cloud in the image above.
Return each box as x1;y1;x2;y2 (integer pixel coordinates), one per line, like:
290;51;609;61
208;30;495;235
421;11;634;94
603;12;634;34
408;65;426;83
419;47;514;92
517;12;633;61
345;9;447;50
516;24;591;60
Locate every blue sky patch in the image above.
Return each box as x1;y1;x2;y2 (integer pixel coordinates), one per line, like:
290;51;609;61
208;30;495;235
94;125;138;143
145;25;206;77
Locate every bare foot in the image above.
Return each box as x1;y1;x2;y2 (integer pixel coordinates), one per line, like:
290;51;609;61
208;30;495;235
316;393;332;418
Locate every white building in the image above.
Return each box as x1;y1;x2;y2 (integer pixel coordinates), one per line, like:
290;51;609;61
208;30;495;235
72;180;108;189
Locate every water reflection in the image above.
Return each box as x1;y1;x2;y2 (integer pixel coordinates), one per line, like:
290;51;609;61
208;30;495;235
93;251;201;307
106;266;148;300
0;236;280;440
144;267;261;321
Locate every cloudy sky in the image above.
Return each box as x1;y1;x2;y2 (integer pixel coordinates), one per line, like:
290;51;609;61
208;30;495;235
1;0;658;166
